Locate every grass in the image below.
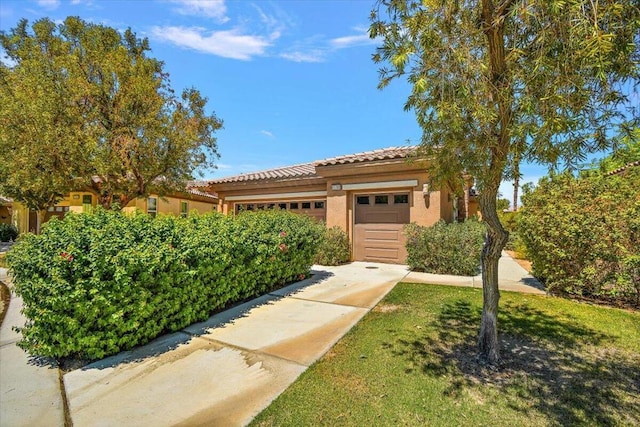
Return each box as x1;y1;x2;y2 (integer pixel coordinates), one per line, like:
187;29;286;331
252;283;640;426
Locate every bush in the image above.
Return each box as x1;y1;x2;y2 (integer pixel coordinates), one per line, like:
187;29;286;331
404;219;485;276
7;209;323;360
0;223;18;242
518;169;640;307
314;226;351;266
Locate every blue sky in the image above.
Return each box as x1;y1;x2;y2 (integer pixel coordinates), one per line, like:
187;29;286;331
1;0;575;203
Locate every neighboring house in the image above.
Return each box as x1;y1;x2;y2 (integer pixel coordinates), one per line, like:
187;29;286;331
202;146;478;264
9;188;218;234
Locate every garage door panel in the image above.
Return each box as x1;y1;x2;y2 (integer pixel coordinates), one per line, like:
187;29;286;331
363;211;401;223
354;223;407;263
364;229;401;241
363;247;399;261
354;192;410;264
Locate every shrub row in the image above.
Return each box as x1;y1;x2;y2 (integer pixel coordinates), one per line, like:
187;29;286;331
7;209;323;360
404;219;486;276
314;226;351;266
518;169;640;307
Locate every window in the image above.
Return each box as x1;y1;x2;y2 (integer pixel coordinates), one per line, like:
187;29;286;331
289;202;299;209
301;202;311;209
374;195;389;205
356;196;370;205
278;203;287;210
147;197;158;217
180;201;188;218
314;201;324;209
246;204;255;211
267;203;275;209
394;194;409;204
82;195;92;213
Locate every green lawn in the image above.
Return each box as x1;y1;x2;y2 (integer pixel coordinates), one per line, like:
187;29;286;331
252;283;640;426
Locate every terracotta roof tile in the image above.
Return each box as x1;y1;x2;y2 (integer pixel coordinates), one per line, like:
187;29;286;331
605;160;640;176
208;162;317;184
185;187;218;199
314;146;416;166
207;146;418;185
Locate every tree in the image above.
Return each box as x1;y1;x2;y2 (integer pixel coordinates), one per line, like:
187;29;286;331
370;0;639;364
496;197;510;212
1;17;222;213
0;19;90;232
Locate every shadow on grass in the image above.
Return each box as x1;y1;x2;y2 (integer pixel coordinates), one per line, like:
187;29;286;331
387;300;640;425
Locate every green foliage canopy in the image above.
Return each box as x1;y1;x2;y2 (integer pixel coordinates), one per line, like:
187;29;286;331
0;17;222;210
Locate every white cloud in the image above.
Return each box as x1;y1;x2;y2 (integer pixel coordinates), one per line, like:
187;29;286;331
279;50;326;63
151;26;274;60
260;130;275;138
280;27;379;63
170;0;228;23
330;32;378;49
216;163;232;169
36;0;60;9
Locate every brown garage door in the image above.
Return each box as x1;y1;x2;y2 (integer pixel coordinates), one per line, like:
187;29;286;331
354;193;410;263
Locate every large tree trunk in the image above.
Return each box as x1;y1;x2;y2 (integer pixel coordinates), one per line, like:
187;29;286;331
478;187;509;365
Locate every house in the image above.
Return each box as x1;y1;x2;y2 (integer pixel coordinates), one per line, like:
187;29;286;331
202;146;477;264
8;187;218;234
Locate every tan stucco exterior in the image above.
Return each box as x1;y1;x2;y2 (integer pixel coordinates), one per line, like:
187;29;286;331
207;155;476;263
9;191;217;234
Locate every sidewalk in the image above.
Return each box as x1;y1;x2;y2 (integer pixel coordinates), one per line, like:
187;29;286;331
0;267;66;427
0;253;544;427
404;251;545;295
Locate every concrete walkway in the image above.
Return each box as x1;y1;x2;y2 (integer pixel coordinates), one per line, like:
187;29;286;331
0;253;544;427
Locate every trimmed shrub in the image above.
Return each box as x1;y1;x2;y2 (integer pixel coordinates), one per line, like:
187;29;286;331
7;209;323;360
314;226;351;266
404;219;485;276
518;169;640;307
0;223;18;242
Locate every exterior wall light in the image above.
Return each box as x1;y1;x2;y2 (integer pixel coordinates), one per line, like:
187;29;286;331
422;183;430;197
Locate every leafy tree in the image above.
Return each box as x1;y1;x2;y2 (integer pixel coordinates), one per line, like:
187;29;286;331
0;19;90;232
1;17;222;212
370;0;639;364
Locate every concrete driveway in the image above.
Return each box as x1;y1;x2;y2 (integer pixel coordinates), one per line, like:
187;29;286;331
62;262;410;427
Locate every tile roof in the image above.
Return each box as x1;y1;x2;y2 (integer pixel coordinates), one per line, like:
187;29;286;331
208;146;418;185
185;187;218;199
208;162;318;184
605;160;640;176
314;146;416;166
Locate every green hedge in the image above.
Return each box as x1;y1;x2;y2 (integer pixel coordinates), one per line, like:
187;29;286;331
7;209;323;360
404;220;485;276
314;226;351;266
518;169;640;307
